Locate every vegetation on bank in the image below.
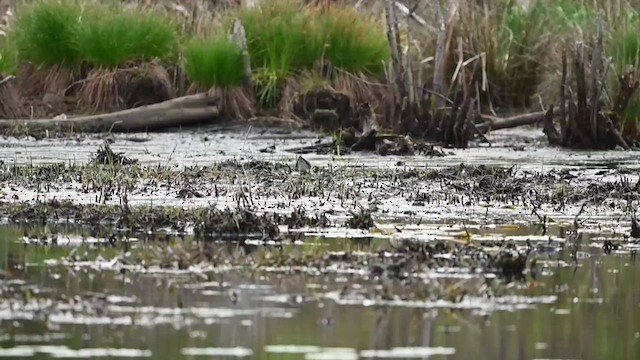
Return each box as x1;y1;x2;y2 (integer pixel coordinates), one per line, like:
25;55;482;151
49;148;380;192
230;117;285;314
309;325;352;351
183;37;246;88
10;0;178;69
2;0;640;146
0;0;388;114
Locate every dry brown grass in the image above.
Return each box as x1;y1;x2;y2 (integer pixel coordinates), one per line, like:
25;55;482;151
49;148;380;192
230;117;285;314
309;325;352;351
77;60;174;113
210;85;256;120
16;63;76;116
187;82;256;120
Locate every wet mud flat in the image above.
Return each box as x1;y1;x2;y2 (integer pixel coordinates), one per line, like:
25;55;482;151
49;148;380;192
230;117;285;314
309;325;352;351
1;127;640;359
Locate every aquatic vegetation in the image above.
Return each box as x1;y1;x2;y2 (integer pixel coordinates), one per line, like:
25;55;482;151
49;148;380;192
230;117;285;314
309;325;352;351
237;0;315;78
12;1;176;69
607;11;640;130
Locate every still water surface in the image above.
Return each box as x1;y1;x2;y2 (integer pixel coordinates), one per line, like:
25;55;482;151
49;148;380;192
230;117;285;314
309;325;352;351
1;223;638;360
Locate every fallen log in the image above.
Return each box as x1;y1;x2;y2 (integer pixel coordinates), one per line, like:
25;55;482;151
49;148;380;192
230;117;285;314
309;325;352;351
0;93;220;133
476;106;564;133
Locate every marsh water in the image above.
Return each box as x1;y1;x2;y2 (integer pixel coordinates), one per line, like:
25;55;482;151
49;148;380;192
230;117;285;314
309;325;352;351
0;127;639;359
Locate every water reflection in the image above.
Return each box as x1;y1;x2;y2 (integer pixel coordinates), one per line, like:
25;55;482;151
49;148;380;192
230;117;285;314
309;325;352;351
0;224;639;359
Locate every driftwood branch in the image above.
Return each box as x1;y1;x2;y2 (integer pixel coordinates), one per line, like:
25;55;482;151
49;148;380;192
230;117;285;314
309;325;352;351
0;94;220;133
476;107;563;133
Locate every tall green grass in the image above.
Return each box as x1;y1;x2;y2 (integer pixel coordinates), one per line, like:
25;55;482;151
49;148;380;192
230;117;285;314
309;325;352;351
0;37;17;75
237;0;388;76
238;0;314;79
311;6;389;74
11;0;82;67
77;6;178;68
11;0;176;69
231;0;389;105
183;36;247;87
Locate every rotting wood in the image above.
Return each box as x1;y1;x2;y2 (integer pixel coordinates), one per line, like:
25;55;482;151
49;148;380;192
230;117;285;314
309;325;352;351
543;104;560;145
0;93;220;133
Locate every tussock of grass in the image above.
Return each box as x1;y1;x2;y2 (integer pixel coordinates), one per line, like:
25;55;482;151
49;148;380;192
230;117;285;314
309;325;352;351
310;6;388;74
12;0;82;68
183;36;246;88
232;0;388;106
0;37;17;75
12;1;176;70
238;0;313;78
77;7;178;68
237;0;388;76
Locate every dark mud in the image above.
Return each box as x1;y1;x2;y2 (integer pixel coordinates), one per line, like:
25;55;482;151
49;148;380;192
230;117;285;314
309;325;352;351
1;153;639;223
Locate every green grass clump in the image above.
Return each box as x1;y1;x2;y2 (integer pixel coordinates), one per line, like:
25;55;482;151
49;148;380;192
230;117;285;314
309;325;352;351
237;0;389;77
0;37;17;75
11;0;82;67
238;0;313;78
183;36;247;87
608;12;640;71
229;0;389;105
552;0;596;33
313;7;389;74
11;0;177;69
311;6;388;74
77;7;178;68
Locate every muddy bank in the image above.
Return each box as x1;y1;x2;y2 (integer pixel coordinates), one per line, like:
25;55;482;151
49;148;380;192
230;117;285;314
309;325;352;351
2;127;639;169
1;145;639;227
